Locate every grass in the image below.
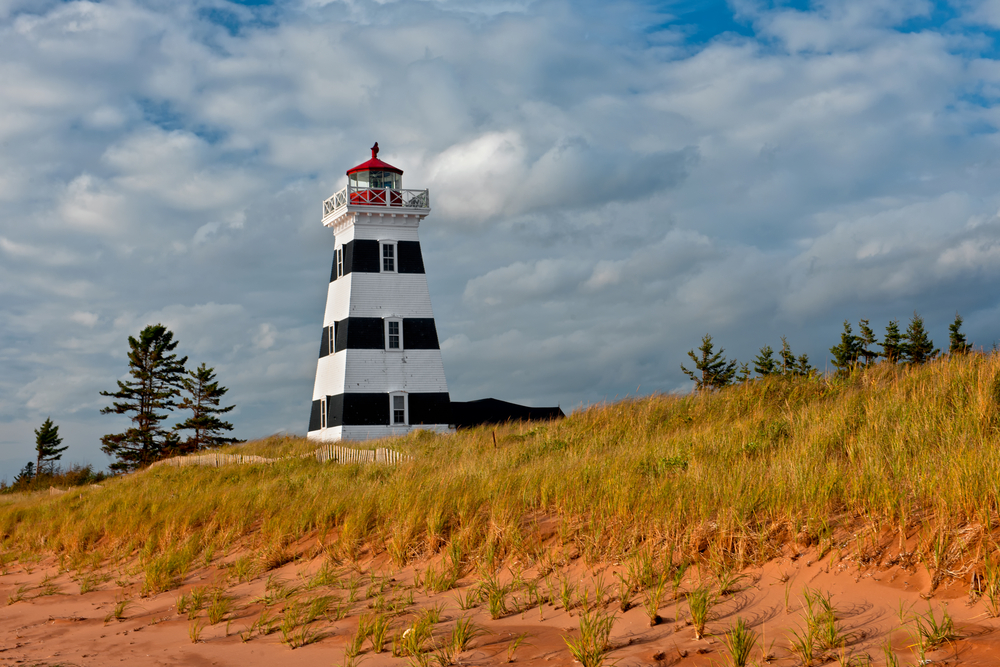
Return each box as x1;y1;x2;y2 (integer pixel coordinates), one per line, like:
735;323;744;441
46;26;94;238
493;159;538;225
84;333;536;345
563;607;616;667
687;586;715;639
4;355;1000;605
721;617;758;667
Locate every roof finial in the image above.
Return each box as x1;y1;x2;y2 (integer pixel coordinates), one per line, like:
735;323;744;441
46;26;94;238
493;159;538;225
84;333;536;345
371;142;379;159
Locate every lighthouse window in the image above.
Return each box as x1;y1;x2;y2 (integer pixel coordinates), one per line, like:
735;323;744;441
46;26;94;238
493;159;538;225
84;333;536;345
382;243;396;272
392;394;407;425
385;318;403;350
319;398;328;429
336;248;344;277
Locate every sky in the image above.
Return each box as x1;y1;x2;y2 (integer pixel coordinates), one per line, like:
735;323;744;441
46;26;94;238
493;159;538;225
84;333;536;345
3;0;1000;479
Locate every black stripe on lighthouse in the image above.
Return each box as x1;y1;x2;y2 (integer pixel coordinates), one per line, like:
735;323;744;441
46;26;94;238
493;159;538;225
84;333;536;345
311;392;452;428
331;240;425;282
323;318;441;351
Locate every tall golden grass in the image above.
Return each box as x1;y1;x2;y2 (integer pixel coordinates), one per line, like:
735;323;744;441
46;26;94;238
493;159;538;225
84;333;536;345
2;353;999;580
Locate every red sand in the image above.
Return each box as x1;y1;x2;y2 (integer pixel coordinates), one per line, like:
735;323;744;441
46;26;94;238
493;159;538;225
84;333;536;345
3;545;1000;666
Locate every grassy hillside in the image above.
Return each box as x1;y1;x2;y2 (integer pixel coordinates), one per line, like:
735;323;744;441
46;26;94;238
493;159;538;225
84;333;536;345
3;353;1000;586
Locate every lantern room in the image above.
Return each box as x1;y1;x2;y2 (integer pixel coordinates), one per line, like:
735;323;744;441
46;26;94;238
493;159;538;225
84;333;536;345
347;142;403;204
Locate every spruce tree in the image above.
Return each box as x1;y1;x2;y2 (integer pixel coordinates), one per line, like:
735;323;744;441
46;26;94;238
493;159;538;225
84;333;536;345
796;354;813;376
34;418;67;476
681;334;737;391
903;312;938;364
753;345;778;377
881;320;904;363
948;313;972;355
857;319;879;366
173;363;242;453
829;320;862;375
100;324;188;472
13;462;34;487
779;337;797;376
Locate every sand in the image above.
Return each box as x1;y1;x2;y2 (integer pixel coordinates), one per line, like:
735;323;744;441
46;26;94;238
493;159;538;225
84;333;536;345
2;541;1000;667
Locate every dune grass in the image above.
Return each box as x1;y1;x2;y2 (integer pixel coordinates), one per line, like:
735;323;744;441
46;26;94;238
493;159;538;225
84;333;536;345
2;354;1000;582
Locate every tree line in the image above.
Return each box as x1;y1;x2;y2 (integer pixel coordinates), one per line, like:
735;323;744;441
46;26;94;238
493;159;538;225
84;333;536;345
682;312;974;391
5;323;241;489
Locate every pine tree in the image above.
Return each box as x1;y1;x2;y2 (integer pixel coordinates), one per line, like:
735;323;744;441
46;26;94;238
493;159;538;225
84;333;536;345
681;334;737;391
34;418;67;477
857;319;879;366
173;363;242;453
903;312;938;364
753;345;778;377
779;337;797;376
736;362;752;383
13;462;35;488
796;354;813;376
829;320;862;375
881;320;904;363
948;313;972;355
100;324;188;472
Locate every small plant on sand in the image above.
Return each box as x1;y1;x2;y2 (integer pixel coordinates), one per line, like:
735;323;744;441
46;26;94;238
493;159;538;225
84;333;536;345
187;585;208;619
7;584;30;605
478;571;513;619
231;555;257;583
980;554;1000;617
613;571;633;612
559;574;577;612
79;573;100;594
105;597;131;623
280;601;305;646
446;616;485;660
370;613;392;653
207;589;233;625
642;572;668;626
189;618;204;643
911;604;958;654
506;632;532;663
721;617;758;667
453;587;479;610
687;586;715;639
563;607;616;667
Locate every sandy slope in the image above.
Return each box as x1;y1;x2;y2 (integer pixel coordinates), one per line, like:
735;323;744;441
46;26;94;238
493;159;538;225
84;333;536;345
2;543;999;667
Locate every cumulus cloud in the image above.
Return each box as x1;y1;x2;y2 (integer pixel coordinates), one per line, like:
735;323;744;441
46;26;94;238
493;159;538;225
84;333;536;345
2;0;1000;478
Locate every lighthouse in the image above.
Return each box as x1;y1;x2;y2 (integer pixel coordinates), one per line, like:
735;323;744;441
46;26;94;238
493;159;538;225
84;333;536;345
307;144;451;441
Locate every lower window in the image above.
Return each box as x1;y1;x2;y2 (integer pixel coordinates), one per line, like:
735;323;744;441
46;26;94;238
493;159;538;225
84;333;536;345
320;398;328;429
391;393;407;425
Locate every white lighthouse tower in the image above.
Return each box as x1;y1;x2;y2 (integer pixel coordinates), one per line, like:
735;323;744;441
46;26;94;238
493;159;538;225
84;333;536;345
307;144;451;441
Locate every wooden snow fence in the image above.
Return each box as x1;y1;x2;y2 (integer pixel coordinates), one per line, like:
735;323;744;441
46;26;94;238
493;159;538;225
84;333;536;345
146;446;407;471
148;453;276;469
313;444;407;466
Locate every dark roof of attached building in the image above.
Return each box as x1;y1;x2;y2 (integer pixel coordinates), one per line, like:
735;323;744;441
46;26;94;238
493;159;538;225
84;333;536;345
450;398;565;429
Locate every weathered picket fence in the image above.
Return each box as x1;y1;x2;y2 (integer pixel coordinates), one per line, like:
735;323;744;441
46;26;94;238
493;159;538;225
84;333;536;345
313;444;407;465
148;453;276;469
146;445;407;471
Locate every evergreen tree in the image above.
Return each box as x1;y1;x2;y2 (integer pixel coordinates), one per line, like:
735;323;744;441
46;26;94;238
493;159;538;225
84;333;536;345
753;345;778;377
881;320;904;363
736;362;752;383
796;354;813;376
173;363;242;453
100;324;188;472
34;417;67;476
948;313;972;355
779;337;798;376
681;334;738;391
829;320;862;375
903;312;938;364
857;319;879;366
13;462;35;487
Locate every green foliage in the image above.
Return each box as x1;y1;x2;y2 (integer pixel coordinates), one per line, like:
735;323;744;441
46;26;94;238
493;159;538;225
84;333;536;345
173;363;242;453
949;312;972;355
681;334;737;390
829;321;863;375
34;417;67;476
753;345;777;377
903;312;938;364
881;319;904;362
100;324;189;471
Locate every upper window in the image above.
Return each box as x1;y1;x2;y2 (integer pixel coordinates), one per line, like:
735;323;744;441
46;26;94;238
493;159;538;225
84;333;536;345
319;398;328;429
391;393;407;425
336;248;344;277
385;318;403;350
382;242;396;273
328;325;335;354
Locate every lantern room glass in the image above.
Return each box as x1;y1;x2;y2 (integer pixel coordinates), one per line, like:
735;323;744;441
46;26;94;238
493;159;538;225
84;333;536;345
350;170;401;190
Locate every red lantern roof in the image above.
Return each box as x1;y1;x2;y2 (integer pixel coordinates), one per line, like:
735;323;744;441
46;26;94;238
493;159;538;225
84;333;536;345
346;142;403;176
